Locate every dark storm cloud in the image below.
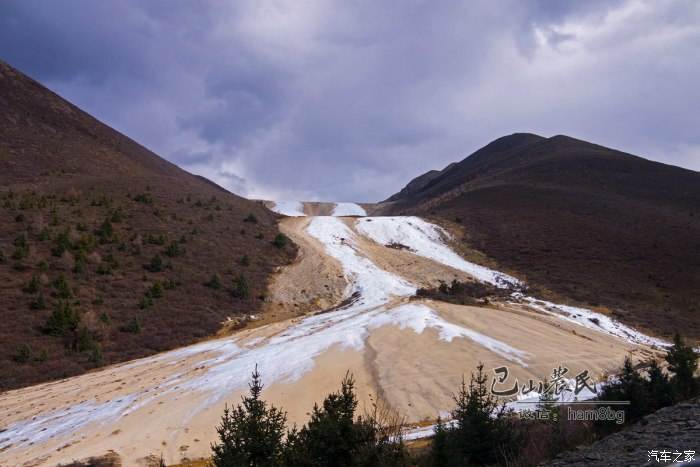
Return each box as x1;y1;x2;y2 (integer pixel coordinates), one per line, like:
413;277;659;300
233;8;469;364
0;0;698;201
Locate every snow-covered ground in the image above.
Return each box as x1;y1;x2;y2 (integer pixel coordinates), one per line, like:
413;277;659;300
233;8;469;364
269;200;306;216
331;202;367;216
356;216;520;288
515;295;668;348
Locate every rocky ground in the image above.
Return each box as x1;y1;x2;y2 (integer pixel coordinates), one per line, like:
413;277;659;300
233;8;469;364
545;397;700;466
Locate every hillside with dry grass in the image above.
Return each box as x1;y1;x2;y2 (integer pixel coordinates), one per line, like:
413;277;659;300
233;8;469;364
0;60;296;390
383;133;700;341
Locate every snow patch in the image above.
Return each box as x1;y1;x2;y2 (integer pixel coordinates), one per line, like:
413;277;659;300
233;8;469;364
514;294;668;348
331;202;367;217
356;216;520;288
270;200;306;216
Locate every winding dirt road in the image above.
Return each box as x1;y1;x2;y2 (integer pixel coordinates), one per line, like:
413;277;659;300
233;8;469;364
0;206;664;466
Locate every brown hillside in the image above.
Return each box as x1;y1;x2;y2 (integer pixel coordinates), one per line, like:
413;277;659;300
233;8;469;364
384;134;700;341
0;60;296;390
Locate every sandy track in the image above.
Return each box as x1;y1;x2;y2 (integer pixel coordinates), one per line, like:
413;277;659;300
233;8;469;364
262;217;347;320
0;214;662;466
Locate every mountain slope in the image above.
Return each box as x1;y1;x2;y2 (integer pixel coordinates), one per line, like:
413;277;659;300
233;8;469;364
0;59;296;390
383;134;700;340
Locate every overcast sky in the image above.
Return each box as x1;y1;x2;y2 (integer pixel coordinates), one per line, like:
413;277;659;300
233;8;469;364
1;1;699;202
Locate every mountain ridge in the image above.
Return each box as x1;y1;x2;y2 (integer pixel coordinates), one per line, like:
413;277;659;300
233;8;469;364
0;59;296;390
382;133;700;340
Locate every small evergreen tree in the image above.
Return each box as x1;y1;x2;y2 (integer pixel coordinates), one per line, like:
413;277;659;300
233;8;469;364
665;333;699;400
273;233;289;249
12;343;32;363
120;317;141;334
646;359;673;411
451;364;507;465
232;274;250;299
30;291;46;310
211;366;287;467
430;417;451;467
44;301;80;336
53;274;73;299
145;254;164;273
293;373;360;467
23;274;40;294
205;274;223;290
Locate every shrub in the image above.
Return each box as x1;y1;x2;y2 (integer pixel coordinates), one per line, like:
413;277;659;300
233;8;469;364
110;208;124;223
272;233;289;249
52;229;71;256
96;218;115;244
30;291;47;310
38;227;51;241
23;274;40;294
665;333;699;400
53;275;73;299
44;301;80;336
147;233;166;245
12;233;29;259
89;344;103;366
120;317;141;333
231;274;250;299
145;254;164;273
211;366;287;467
205;274;223;290
73;326;100;353
36;348;48;362
139;295;154;310
164;241;185;258
12;343;32;363
240;255;250;266
150;281;164;298
134;193;153;204
244;213;258;224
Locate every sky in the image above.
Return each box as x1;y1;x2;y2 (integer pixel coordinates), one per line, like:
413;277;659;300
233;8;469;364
1;0;699;202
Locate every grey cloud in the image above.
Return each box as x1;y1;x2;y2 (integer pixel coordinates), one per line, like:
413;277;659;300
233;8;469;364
0;0;698;202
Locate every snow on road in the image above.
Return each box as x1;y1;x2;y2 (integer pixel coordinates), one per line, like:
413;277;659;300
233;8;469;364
270;200;306;216
331;202;367;216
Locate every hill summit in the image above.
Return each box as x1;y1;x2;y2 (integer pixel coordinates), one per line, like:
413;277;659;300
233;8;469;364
383;133;700;340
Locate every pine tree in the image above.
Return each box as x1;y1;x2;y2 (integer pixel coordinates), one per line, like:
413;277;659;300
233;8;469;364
538;376;559;424
665;333;699;400
211;366;287;467
620;356;649;421
450;363;508;466
646;359;673;411
232;274;250;299
294;373;359;467
429;417;451;467
44;301;80;336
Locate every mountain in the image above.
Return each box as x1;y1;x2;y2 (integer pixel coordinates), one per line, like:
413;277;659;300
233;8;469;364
0;60;296;390
383;133;700;340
